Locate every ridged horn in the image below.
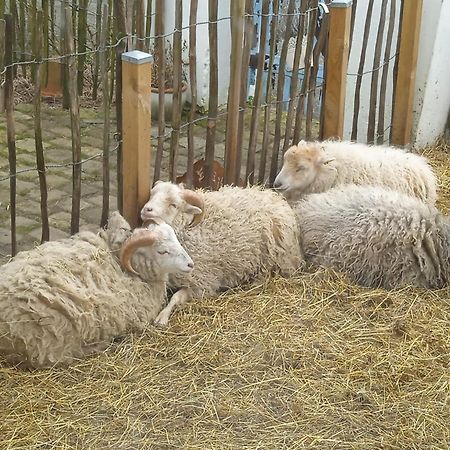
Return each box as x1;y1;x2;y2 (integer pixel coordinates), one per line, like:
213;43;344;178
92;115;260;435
119;229;157;275
181;189;205;227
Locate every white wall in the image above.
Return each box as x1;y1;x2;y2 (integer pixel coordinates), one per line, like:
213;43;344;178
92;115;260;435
413;0;450;148
162;0;232;107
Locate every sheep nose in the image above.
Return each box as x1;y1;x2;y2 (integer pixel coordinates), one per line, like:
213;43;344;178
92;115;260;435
144;206;153;213
187;262;194;269
273;180;281;189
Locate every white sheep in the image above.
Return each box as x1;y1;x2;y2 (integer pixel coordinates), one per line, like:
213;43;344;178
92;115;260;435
273;140;437;204
0;212;193;369
125;182;304;326
293;184;450;289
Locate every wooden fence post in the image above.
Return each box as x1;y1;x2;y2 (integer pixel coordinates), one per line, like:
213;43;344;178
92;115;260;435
224;0;245;185
391;0;423;146
121;50;152;228
322;0;352;140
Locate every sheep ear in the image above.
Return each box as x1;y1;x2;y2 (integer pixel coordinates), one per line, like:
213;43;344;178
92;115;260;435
183;204;202;215
178;182;186;189
297;139;306;146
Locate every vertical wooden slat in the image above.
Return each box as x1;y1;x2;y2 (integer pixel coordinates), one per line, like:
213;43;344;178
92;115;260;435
100;3;110;228
292;3;316;144
391;0;422;146
92;0;103;101
322;0;352;140
121;50;152;228
0;19;5;113
18;0;26;78
145;0;152;52
246;0;269;184
306;6;328;140
77;0;88;96
136;0;145;51
125;0;134;50
269;0;296;185
366;0;388;144
169;0;183;182
390;0;404;144
65;7;82;235
152;0;165;183
282;0;307;152
114;0;126;213
204;0;218;188
377;0;396;144
186;0;198;189
42;0;49;86
258;0;280;184
9;0;18;77
235;0;254;185
5;14;17;256
33;10;50;243
224;0;245;185
61;0;70;109
350;0;374;141
349;0;358;55
50;0;55;46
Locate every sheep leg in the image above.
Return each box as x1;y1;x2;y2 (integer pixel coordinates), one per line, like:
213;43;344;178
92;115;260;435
154;287;192;328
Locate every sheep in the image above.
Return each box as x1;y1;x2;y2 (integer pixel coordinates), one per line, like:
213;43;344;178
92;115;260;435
292;184;450;289
125;181;304;326
176;158;225;191
273;140;437;204
0;212;193;369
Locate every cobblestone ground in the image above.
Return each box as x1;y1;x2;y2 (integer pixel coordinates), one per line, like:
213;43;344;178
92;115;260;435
0;102;294;264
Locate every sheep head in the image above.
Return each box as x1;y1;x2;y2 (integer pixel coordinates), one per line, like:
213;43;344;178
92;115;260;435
140;181;205;228
120;218;194;278
273;141;334;194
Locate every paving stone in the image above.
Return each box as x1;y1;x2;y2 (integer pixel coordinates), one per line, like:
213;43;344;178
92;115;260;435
47;137;73;150
16;138;51;153
29;226;69;242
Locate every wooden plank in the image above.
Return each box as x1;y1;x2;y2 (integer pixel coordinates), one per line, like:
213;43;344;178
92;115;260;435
42;0;49;85
100;3;111;228
258;0;280;184
235;0;254;185
306;4;328;140
77;0;88;95
322;0;352;140
246;0;269;184
33;9;50;243
367;0;388;144
65;7;82;235
377;0;396;144
186;0;199;188
350;0;374;141
92;0;103;101
391;0;422;146
121;50;152;228
292;3;317;144
152;0;165;183
18;0;26;78
269;0;296;185
114;0;126;213
169;0;183;182
224;0;245;185
136;0;145;51
0;19;5;113
204;0;218;188
4;14;17;256
282;0;307;152
61;0;70;109
145;0;152;51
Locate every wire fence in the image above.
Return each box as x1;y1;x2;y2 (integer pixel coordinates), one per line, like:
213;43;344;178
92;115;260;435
0;0;410;261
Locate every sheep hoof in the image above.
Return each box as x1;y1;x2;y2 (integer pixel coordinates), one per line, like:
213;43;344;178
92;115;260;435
154;314;169;328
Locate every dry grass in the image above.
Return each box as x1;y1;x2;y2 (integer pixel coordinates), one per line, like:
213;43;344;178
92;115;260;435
1;142;450;450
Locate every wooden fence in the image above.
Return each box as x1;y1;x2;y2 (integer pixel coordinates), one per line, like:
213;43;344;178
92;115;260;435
0;0;422;257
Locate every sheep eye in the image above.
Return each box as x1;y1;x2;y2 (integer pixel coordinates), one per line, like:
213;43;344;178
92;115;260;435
157;250;170;255
296;166;305;172
170;203;177;208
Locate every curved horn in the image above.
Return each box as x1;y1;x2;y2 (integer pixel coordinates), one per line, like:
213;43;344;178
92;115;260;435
119;229;157;275
181;189;205;227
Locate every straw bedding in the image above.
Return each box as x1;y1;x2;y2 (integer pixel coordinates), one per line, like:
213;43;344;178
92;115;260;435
1;142;449;449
